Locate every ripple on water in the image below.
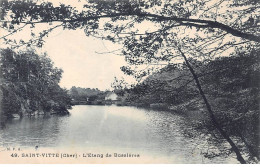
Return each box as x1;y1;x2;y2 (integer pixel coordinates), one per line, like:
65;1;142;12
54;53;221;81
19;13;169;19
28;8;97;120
0;105;237;163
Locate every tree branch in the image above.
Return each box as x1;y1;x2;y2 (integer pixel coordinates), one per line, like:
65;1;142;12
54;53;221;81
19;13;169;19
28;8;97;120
0;23;28;40
2;12;260;42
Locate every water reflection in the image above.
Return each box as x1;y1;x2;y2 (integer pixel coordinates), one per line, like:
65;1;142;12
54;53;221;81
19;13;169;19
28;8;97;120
0;115;68;148
0;105;236;163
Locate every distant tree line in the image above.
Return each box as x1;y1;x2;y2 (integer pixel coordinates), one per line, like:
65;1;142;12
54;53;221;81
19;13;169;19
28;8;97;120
0;48;72;118
69;87;111;105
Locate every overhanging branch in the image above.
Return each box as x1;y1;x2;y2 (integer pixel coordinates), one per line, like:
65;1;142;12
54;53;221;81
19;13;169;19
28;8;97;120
1;12;260;43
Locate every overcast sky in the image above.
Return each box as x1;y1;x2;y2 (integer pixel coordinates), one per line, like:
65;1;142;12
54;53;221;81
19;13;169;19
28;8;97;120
42;27;137;90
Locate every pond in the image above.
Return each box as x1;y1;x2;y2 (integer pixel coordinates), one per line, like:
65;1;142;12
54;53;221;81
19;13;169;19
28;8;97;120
0;105;237;163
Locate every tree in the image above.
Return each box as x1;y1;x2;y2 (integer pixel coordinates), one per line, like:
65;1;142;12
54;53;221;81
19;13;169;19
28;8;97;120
0;48;72;116
70;86;79;100
0;0;259;163
120;51;259;162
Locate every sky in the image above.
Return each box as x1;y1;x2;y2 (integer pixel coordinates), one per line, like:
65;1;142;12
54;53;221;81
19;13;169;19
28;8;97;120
0;24;137;90
9;26;137;90
41;27;137;90
0;0;140;91
0;13;139;91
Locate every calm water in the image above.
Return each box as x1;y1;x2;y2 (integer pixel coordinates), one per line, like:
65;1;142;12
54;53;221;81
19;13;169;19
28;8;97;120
0;105;237;163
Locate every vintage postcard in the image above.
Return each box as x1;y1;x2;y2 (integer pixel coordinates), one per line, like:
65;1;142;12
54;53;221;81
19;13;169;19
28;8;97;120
0;0;259;164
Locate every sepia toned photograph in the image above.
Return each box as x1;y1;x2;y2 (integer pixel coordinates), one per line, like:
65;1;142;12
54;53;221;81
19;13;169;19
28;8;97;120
0;0;259;164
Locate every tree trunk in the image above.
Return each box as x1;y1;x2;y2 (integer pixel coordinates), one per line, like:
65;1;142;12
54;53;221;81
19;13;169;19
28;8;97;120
177;47;246;164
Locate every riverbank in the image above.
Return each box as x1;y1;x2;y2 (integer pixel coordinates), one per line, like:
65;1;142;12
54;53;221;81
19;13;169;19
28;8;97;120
3;109;70;120
112;97;207;120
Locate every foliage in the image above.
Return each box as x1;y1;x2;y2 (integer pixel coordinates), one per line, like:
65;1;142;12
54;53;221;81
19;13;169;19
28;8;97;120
118;49;260;162
0;48;72;116
0;0;259;50
69;86;110;104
